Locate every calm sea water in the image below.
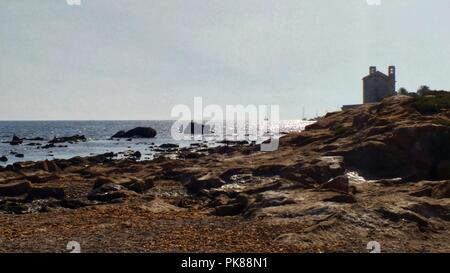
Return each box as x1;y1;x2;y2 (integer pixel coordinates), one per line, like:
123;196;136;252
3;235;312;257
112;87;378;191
0;120;312;165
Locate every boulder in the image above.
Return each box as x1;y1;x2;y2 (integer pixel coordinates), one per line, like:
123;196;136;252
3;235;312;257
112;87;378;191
28;187;65;200
252;164;286;177
320;175;349;193
0;181;32;196
37;160;61;173
431;181;450;199
0;156;7;162
183;121;211;135
9;135;23;145
49;134;86;144
213;194;250;216
437;161;450;180
159;143;179;149
323;193;356;203
88;182;127;202
112;127;157;139
185;174;225;194
15;154;24;158
120;177;154;193
283;156;345;184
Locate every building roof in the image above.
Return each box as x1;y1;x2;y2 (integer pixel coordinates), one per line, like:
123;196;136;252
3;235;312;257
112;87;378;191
362;71;389;80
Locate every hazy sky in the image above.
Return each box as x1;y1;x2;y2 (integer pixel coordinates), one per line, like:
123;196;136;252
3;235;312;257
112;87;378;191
1;0;450;120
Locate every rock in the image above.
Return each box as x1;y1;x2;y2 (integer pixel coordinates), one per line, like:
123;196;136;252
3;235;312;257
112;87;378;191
37;160;61;173
49;134;86;144
185;174;225;194
120;177;154;193
60;198;89;209
320;175;349;193
283;156;345;184
88;182;127;202
183;121;211;135
252;164;286;177
0;156;7;162
112;127;157;139
218;140;248;146
93;177;120;189
213;194;250;216
28;187;65;200
40;143;55;149
159;143;179;149
131;151;142;159
431;181;450;199
243;181;283;195
9;135;23;145
25;173;60;184
15;154;24;158
26;143;41;146
376;206;430;231
323;194;356;203
219;168;253;183
0;201;28;214
0;181;32;196
437;161;450;180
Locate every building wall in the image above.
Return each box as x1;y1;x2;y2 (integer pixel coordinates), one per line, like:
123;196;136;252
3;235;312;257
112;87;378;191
363;76;396;103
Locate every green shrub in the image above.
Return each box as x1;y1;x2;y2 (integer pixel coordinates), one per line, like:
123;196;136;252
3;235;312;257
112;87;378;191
409;91;450;115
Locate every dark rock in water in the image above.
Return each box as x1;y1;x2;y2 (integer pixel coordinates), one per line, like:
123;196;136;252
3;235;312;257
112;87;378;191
183;121;211;135
218;140;249;146
159;143;179;149
26;142;42;146
49;134;86;144
28;187;65;200
15;154;24;158
0;156;7;162
131;151;142;158
88;152;115;164
112;127;157;139
40;143;55;149
9;135;23;145
0;181;32;196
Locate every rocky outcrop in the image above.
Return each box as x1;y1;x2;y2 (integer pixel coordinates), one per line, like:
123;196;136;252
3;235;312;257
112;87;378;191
159;143;179;149
185;174;225;194
0;181;32;196
28;187;65;200
9;135;23;145
183;122;211;135
112;127;157;139
49;134;86;144
320;175;349;193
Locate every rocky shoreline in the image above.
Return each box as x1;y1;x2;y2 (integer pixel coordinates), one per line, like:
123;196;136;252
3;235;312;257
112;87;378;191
0;94;449;253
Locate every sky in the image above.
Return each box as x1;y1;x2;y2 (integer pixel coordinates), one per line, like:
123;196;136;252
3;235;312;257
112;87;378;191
1;0;450;120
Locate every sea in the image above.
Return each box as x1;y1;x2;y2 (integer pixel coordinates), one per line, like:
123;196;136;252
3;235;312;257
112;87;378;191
0;120;313;165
